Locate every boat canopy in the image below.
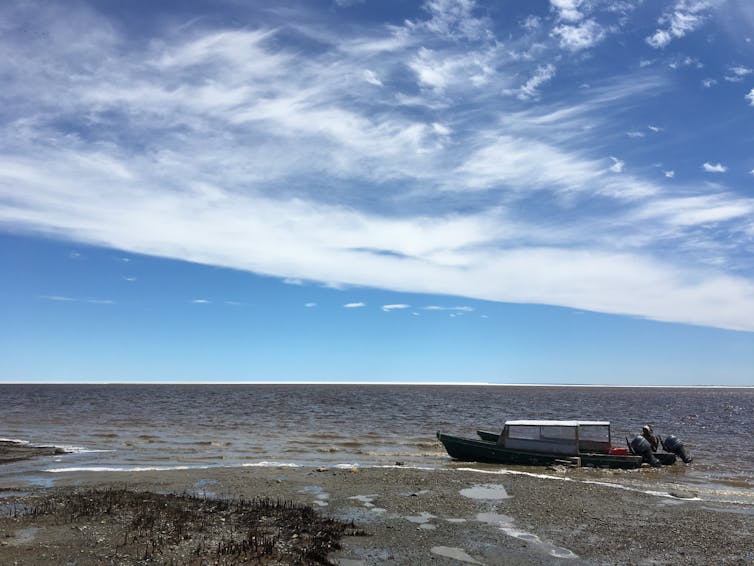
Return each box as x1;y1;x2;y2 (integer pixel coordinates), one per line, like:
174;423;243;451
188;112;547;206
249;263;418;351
504;420;610;427
500;420;612;455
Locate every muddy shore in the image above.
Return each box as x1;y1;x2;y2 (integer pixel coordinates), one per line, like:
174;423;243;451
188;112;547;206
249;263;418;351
2;460;753;565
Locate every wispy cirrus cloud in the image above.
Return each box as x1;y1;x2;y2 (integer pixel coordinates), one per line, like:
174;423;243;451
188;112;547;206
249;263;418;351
344;302;366;308
609;157;625;173
508;64;556;100
382;304;411;311
40;295;114;305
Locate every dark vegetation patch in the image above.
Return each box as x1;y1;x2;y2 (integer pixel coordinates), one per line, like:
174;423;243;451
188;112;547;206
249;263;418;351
1;487;367;564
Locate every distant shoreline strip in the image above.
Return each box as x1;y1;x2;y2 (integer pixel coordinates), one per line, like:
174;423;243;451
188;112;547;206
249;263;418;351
1;381;752;388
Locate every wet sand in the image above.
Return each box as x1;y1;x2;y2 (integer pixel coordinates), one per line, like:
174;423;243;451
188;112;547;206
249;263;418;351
2;463;753;565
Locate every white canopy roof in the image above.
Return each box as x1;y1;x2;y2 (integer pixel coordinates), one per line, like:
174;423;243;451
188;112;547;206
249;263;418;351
505;420;610;427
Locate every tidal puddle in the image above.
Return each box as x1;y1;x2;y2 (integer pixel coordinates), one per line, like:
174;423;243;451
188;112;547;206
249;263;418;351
300;485;330;507
25;475;56;488
8;527;39;545
191;478;218;498
459;483;510;500
499;527;577;559
475;508;577;559
431;546;483;564
0;490;30;498
476;511;514;527
348;494;385;514
404;511;437;529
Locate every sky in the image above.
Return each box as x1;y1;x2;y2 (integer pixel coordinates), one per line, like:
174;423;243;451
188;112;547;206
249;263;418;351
1;0;753;385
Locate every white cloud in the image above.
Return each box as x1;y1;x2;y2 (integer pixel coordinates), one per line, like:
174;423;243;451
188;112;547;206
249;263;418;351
123;276;137;282
637;194;754;227
284;278;305;285
40;295;114;304
746;88;754;106
664;170;675;178
521;15;541;31
668;56;701;70
382;303;411;311
702;78;716;88
40;295;77;302
551;19;605;51
421;0;492;41
645;1;714;49
344;302;366;308
512;64;556;100
363;69;383;86
550;0;584;23
191;299;211;304
702;162;727;173
647;125;662;133
627;131;645;138
724;65;752;82
305;302;317;307
424;305;474;311
646;29;672;49
609;157;625;173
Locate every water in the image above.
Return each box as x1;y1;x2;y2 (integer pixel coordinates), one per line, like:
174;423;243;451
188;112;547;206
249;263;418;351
2;384;753;504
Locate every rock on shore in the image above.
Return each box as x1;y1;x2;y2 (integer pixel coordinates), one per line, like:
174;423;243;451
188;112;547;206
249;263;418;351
0;441;66;464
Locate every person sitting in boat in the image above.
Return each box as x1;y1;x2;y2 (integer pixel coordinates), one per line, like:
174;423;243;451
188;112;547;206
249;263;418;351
641;425;659;452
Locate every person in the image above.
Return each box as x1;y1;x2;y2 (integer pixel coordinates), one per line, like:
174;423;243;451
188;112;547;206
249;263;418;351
641;424;659;452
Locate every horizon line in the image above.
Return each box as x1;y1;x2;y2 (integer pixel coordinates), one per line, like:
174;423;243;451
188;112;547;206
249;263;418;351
1;380;752;388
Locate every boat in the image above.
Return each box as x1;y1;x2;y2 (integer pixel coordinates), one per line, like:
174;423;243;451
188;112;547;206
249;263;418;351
475;428;678;466
437;420;678;469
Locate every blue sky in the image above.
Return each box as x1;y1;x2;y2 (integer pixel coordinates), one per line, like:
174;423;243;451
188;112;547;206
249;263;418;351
1;0;753;384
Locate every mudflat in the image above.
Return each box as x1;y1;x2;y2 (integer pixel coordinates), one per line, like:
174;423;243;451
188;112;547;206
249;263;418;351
1;465;753;565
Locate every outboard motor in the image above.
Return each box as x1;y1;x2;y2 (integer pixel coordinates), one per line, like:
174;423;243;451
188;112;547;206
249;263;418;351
660;435;693;463
628;435;661;467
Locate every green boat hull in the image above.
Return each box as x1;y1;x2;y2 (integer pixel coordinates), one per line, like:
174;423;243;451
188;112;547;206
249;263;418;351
438;432;584;467
473;430;677;467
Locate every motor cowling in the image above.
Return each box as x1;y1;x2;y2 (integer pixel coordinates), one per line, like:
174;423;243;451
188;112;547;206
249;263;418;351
629;435;661;467
660;434;693;463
